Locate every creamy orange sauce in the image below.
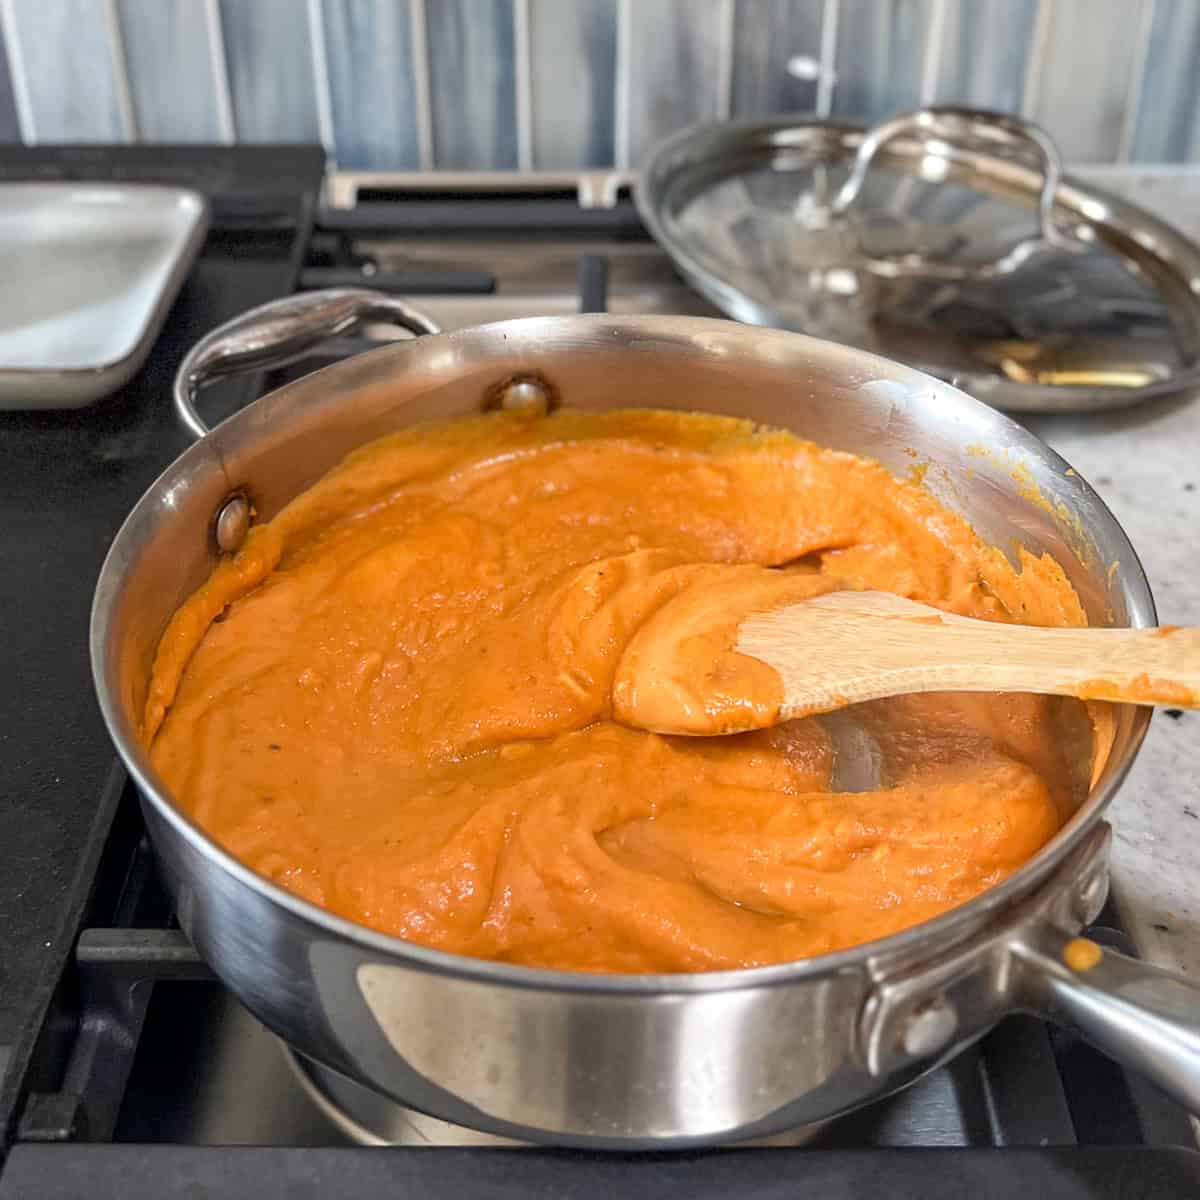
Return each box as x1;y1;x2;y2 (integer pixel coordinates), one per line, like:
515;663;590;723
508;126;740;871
146;409;1097;973
1063;936;1104;972
1074;674;1196;706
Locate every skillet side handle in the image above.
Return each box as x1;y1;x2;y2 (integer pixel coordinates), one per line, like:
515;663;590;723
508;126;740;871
1013;923;1200;1116
173;288;440;442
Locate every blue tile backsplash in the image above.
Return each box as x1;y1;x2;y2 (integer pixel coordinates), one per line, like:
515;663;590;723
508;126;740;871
427;0;519;168
530;0;617;169
0;0;1195;167
117;0;228;143
320;0;424;170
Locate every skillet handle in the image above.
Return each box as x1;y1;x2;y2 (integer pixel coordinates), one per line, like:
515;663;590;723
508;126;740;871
863;827;1200;1118
1013;923;1200;1115
173;288;440;442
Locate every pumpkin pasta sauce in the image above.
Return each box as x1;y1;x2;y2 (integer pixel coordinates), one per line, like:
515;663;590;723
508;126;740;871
146;409;1095;973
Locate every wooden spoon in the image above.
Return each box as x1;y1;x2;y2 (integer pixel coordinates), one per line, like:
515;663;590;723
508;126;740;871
622;590;1200;736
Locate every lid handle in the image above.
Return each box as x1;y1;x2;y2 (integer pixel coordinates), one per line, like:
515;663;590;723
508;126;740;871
831;107;1078;281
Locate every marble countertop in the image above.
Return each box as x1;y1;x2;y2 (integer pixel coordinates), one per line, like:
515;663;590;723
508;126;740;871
1027;167;1199;986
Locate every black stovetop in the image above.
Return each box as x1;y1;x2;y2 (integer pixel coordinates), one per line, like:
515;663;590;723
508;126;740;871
0;144;1197;1198
0;144;324;1151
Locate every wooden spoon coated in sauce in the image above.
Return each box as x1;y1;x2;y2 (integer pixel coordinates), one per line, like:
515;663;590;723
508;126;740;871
613;589;1200;736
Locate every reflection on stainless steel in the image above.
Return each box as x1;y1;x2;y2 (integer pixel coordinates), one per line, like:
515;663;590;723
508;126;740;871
991;353;1162;389
829;108;1080;281
638;113;1200;412
92;308;1200;1147
212;493;251;556
284;1047;524;1148
820;710;884;793
284;1045;832;1149
116;979;997;1149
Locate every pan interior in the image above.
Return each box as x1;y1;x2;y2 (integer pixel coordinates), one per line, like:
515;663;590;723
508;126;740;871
94;315;1152;984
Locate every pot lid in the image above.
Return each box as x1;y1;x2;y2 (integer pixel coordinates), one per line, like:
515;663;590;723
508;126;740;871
637;107;1200;413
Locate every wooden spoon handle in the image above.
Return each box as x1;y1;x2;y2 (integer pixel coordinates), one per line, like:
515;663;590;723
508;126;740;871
736;592;1200;719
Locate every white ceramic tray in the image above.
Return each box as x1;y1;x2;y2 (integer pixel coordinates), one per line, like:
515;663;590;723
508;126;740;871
0;183;209;409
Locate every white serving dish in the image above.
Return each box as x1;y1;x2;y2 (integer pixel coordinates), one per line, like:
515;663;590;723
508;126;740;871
0;183;209;409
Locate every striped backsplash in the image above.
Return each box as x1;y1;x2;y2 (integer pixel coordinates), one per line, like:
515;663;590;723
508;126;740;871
0;0;1196;169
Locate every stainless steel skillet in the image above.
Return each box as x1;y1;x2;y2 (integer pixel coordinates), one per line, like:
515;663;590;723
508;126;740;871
91;289;1200;1146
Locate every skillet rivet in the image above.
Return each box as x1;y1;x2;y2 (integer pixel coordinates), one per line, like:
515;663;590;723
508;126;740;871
901;999;958;1057
487;376;555;415
502;378;547;410
214;493;251;555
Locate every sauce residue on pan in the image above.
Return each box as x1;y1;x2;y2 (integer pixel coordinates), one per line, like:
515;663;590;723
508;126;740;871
1063;936;1104;972
145;409;1099;973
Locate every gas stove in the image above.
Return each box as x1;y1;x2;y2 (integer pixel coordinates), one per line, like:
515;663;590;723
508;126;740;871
0;145;1198;1198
